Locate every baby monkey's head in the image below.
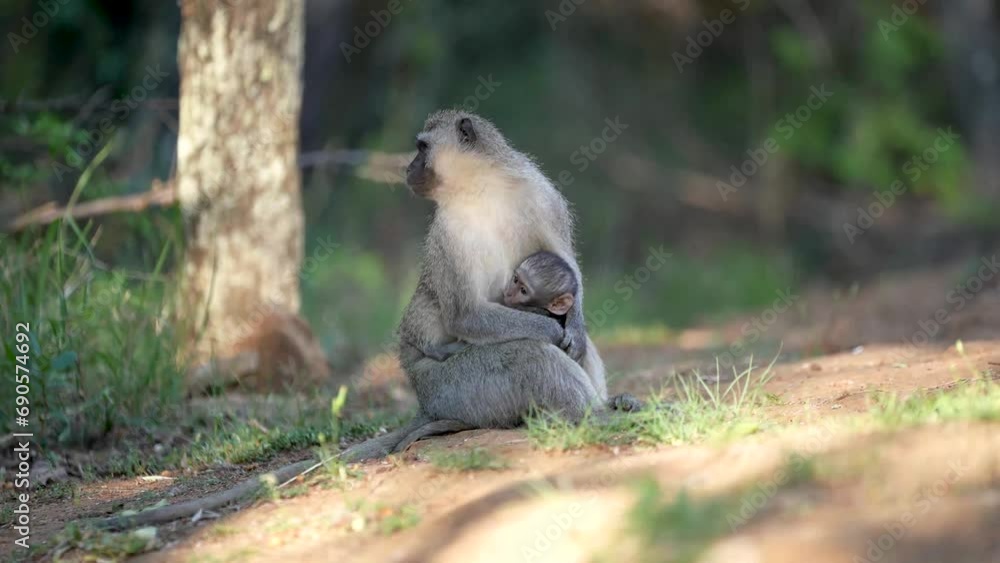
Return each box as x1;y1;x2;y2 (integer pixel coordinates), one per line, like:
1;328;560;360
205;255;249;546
504;251;578;316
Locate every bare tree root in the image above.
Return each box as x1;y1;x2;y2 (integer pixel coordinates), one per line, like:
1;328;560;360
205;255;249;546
89;458;316;531
89;420;475;530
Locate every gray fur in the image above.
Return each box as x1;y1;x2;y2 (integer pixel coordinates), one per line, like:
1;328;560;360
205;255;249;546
339;414;473;462
419;340;470;361
418;252;574;361
399;109;606;425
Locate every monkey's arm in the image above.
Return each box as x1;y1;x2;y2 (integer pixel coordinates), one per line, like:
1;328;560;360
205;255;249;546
560;303;588;361
428;237;564;347
540;189;590;362
448;302;564;346
420;340;470;361
509;304;553;317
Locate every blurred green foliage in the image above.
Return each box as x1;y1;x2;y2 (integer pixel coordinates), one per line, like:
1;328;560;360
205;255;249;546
767;11;971;217
301;247;412;367
0;220;183;445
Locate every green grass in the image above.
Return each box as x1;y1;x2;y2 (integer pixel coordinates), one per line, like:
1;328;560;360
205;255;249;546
618;480;740;563
526;354;777;450
0;218;184;448
345;499;422;535
0;220;407;475
619;455;819;563
378;504;421;535
870;377;1000;428
179;424;324;467
869;340;1000;429
427;447;509;472
52;523;160;560
205;524;240;539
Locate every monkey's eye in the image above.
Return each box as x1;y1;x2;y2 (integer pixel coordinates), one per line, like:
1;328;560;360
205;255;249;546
416;139;429;153
520;287;527;296
512;275;518;284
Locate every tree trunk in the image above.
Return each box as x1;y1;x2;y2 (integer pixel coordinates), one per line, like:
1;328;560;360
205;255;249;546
176;0;330;391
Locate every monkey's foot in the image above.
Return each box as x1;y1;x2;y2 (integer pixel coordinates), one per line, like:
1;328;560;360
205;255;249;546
608;392;644;412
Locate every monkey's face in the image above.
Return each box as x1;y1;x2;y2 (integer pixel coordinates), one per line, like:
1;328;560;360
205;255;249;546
406;111;507;201
503;267;536;307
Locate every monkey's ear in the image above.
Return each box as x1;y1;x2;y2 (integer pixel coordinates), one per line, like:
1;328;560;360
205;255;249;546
458;117;477;144
547;293;575;316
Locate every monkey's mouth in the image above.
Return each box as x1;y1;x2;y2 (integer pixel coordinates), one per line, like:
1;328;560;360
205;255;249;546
406;179;431;198
406;169;437;198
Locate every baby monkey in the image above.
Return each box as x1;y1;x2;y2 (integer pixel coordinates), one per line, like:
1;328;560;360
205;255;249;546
421;251;576;361
504;251;578;321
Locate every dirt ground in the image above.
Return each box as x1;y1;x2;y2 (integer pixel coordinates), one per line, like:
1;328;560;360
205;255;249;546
3;263;1000;562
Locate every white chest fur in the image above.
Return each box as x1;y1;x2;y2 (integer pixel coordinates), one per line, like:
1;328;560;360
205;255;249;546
444;202;541;301
439;188;546;300
433;147;571;301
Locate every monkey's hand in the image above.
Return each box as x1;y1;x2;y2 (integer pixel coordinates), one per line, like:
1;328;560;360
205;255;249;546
559;319;588;361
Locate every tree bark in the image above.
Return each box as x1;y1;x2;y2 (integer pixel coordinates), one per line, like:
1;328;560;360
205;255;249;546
176;0;329;391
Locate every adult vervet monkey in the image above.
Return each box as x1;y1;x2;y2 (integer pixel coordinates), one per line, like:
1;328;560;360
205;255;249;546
341;110;636;461
397;110;613;426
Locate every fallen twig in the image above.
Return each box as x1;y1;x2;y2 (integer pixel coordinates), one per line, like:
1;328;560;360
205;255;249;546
7;179;175;232
87;417;473;530
5;149;411;232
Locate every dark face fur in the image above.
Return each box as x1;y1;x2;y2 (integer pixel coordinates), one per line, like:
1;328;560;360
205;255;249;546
405;137;438;197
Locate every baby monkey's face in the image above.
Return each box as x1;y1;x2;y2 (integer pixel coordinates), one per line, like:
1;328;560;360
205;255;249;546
503;266;575;316
503;266;536;308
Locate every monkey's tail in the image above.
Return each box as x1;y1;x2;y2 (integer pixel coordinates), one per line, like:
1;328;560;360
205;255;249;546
341;414;474;462
395;418;475;453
